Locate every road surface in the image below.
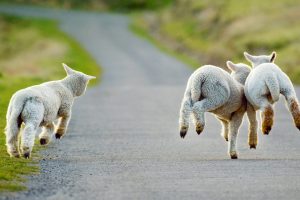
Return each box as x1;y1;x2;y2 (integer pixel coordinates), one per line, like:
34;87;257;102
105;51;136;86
1;4;300;200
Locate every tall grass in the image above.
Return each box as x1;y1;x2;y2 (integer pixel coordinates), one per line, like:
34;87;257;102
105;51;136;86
0;0;174;11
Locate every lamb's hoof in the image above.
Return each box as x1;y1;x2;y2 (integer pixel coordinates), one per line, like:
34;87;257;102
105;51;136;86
196;124;204;135
55;133;62;139
180;126;188;138
40;138;49;145
223;136;228;142
249;144;256;149
8;150;20;158
230;152;238;159
262;126;271;135
11;154;20;158
296;125;300;131
23;152;30;159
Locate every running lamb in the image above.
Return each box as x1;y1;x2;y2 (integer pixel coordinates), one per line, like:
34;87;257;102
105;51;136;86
5;64;95;158
244;51;300;134
179;62;257;159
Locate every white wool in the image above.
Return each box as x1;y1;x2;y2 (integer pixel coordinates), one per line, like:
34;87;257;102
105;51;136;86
5;64;95;158
244;52;300;134
179;62;257;159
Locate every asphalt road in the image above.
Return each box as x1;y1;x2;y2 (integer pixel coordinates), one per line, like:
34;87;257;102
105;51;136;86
1;4;300;200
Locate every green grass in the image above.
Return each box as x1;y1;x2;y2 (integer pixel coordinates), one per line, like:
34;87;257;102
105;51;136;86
0;0;173;11
130;14;199;67
132;0;300;83
0;14;100;192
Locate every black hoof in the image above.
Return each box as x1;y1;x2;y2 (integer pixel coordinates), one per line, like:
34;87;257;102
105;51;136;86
263;127;271;135
55;133;62;139
196;125;204;135
249;144;256;149
40;138;47;145
196;129;203;135
230;155;238;159
23;152;30;159
180;130;187;139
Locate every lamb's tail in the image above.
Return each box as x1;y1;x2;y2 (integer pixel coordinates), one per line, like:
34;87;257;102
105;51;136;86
5;95;25;137
191;79;202;104
265;76;280;103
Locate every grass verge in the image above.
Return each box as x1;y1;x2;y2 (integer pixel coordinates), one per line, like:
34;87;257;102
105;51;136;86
0;14;100;192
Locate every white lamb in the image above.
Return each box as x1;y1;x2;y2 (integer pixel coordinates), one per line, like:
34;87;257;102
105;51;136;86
244;51;300;134
5;64;95;158
179;62;257;159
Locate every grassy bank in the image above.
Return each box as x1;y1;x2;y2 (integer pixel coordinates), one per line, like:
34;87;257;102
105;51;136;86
0;14;100;192
132;0;300;83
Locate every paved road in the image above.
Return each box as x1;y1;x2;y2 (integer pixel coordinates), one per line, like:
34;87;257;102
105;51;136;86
1;4;300;200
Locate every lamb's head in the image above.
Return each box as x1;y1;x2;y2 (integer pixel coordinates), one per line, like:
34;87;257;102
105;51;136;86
62;63;96;97
244;51;276;68
226;61;251;85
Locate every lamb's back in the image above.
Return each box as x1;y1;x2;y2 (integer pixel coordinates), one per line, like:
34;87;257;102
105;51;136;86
11;81;71;122
246;63;288;98
192;65;243;118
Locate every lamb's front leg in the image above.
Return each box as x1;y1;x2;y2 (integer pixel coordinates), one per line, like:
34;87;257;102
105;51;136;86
39;123;55;145
228;110;244;159
55;113;71;139
219;119;229;142
247;103;258;149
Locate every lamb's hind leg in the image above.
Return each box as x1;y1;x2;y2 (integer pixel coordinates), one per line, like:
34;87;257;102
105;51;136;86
5;117;22;158
285;94;300;130
255;97;274;135
179;96;192;138
21;100;44;159
192;97;227;135
39;123;55;145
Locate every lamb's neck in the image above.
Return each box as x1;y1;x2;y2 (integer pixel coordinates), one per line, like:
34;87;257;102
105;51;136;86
232;76;246;86
61;76;77;97
238;78;246;85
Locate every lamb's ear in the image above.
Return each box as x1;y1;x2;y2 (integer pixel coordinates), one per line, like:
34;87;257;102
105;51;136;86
62;63;75;75
86;75;96;80
226;61;237;72
270;51;276;62
244;52;255;63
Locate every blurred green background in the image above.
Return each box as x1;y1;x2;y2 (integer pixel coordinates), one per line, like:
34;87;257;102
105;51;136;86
2;0;300;83
131;0;300;83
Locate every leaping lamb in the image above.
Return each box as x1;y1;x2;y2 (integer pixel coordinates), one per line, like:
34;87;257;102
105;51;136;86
244;51;300;134
179;62;257;159
5;64;95;158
